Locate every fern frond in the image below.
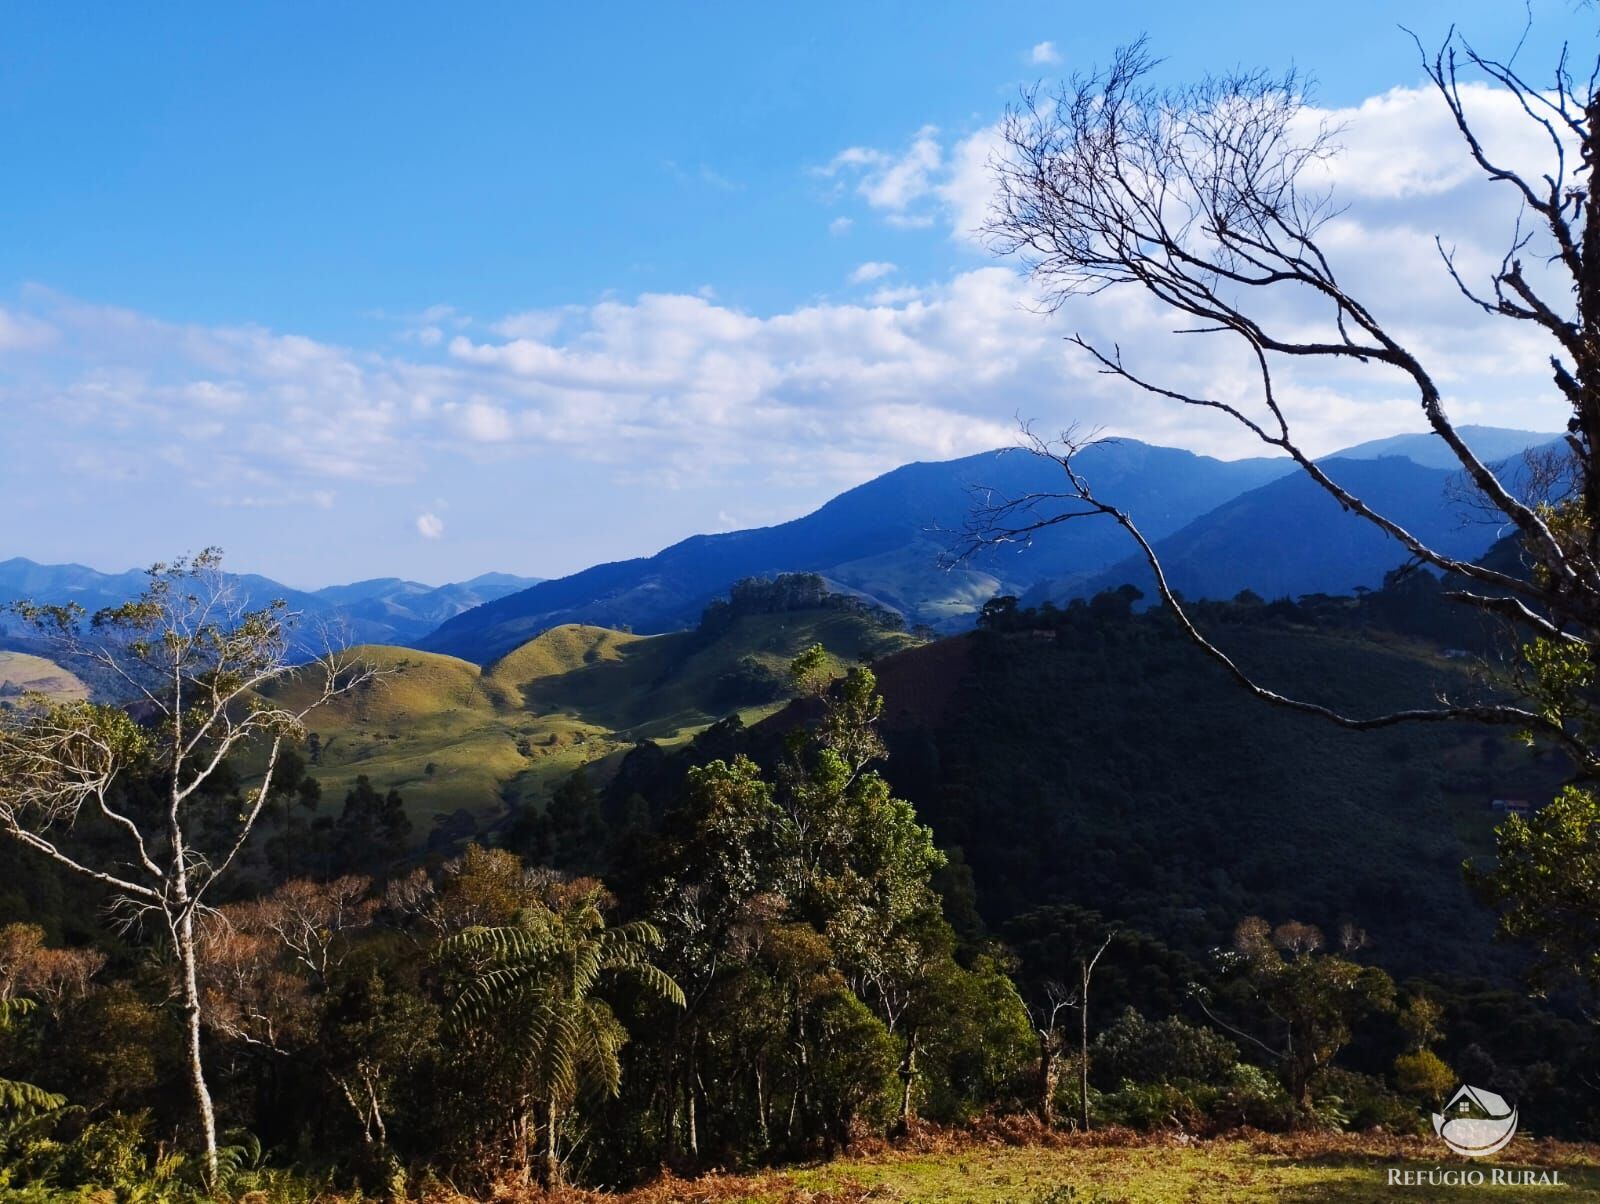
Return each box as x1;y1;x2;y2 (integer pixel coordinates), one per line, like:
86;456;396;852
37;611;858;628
0;997;38;1030
444;923;555;961
449;963;540;1020
628;961;687;1007
0;1076;66;1115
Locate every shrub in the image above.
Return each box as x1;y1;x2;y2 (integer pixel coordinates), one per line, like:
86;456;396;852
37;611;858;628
1213;1063;1297;1132
1092;1007;1238;1089
1317;1068;1423;1134
1393;1048;1455;1108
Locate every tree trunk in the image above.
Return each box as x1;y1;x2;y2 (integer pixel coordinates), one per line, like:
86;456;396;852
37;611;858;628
542;1095;561;1188
1577;101;1600;557
685;1027;699;1160
755;1058;770;1149
176;906;219;1186
1037;1031;1058;1126
1079;965;1091;1132
895;1027;919;1136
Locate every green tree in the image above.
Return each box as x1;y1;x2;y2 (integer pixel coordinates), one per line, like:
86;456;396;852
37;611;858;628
1199;918;1394;1117
445;883;685;1186
335;775;411;874
1394;1049;1456;1109
650;754;787;1160
788;641;833;698
1471;785;1600;1001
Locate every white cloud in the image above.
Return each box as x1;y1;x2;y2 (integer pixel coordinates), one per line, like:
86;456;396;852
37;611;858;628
0;308;57;351
0;77;1579;532
454;400;515;442
1029;41;1060;66
820;126;943;224
869;285;924;305
849;261;897;284
416;512;445;539
828;216;853;236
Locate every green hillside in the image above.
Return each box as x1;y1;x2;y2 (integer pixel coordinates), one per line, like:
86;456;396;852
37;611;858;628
278;590;916;834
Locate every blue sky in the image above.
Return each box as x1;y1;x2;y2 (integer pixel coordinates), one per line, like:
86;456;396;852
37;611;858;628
0;1;1581;586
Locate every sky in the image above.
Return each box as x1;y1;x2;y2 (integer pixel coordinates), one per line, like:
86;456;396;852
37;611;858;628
0;1;1585;587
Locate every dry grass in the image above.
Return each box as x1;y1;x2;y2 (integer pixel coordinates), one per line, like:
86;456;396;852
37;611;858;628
413;1125;1600;1204
0;649;90;702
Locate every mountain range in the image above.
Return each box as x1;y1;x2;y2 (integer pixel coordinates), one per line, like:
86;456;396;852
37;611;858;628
1;425;1558;664
420;425;1557;663
0;560;543;647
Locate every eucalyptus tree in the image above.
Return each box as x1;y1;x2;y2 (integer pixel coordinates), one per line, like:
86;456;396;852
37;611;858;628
0;550;371;1183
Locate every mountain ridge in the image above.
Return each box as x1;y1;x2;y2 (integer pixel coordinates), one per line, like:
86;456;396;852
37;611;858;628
0;558;543;647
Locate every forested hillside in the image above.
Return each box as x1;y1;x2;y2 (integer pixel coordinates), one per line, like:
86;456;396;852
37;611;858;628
593;583;1550;979
0;562;1595;1201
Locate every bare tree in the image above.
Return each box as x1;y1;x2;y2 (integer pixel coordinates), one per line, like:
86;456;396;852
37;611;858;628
0;549;373;1184
963;26;1600;770
1030;978;1073;1125
1074;933;1112;1132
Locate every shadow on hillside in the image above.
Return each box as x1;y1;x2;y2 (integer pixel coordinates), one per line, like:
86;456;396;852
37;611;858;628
507;635;686;730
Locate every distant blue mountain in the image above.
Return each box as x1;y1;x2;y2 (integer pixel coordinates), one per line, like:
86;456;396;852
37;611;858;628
1058;456;1506;604
8;425;1559;663
420;441;1293;662
1330;425;1559;471
0;559;541;647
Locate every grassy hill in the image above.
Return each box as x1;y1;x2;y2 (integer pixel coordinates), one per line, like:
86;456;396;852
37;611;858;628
273;598;917;834
0;650;89;702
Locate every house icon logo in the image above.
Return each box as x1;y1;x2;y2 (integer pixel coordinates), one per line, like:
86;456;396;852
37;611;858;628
1433;1084;1518;1157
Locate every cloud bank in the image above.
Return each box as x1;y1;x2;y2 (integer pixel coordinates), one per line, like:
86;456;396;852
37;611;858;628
0;82;1572;550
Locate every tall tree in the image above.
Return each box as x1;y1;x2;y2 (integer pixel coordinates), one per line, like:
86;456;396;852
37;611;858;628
962;15;1600;1059
445;883;685;1187
0;550;370;1182
1196;918;1394;1116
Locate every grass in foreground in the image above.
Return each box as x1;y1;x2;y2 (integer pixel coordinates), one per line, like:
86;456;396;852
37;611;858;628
424;1130;1600;1204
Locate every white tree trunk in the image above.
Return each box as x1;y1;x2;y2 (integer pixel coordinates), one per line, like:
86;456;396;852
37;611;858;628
177;906;220;1184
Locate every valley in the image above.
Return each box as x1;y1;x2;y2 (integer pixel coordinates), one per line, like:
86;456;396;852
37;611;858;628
266;583;918;831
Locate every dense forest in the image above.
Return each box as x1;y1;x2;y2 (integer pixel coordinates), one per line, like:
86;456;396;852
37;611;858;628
0;555;1595;1199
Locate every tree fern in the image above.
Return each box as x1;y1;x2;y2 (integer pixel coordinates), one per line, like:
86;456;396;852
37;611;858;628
440;885;683;1185
0;998;66;1117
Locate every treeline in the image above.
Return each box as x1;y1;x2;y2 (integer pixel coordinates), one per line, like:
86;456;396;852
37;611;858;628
1;648;1584;1198
696;573;905;639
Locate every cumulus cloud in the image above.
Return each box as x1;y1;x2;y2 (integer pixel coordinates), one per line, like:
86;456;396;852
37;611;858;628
809;79;1573;444
1029;41;1060;66
849;261;897;284
828;216;853;236
0;77;1578;542
820;126;943;224
416;512;445;539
